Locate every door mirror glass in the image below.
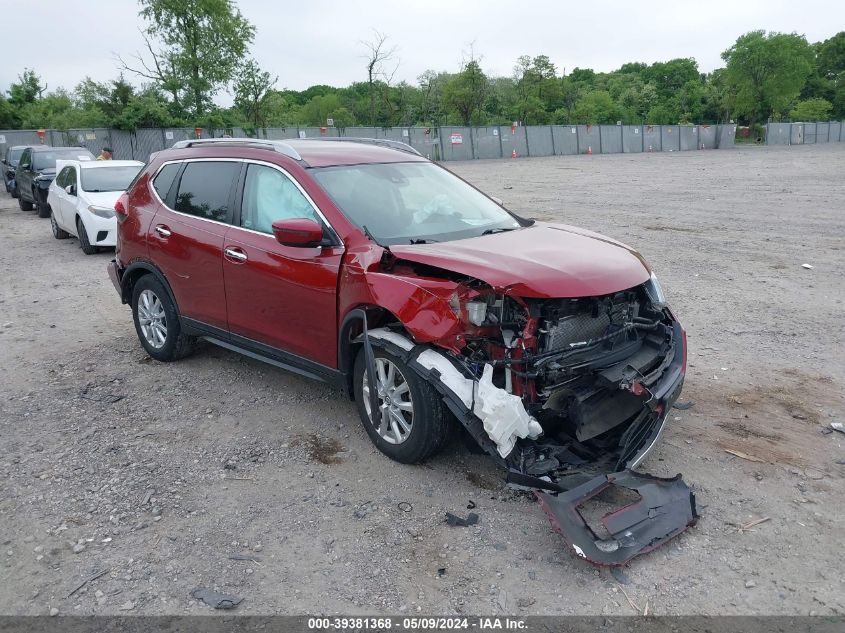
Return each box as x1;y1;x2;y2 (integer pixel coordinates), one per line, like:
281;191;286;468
271;218;324;247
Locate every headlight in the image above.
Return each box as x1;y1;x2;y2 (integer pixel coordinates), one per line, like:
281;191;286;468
644;272;667;308
88;205;116;219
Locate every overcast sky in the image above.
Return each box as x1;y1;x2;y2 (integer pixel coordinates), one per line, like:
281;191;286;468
2;0;843;102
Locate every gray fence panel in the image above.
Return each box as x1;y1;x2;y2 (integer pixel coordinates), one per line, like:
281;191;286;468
830;121;842;142
679;126;698;150
621;125;643;153
109;130;135;160
264;128;299;140
472;127;502;160
576;125;600;154
660;125;680;151
342;127;378;139
815;122;830;143
698;125;716;149
63;128;111;156
0;130;43;156
136;129;169;161
803;123;816;144
551;126;579;155
599;125;623;154
642;125;661;151
439;127;473;161
766;123;791;145
527;126;555;157
790;123;804;145
498;126;528;158
716;124;736;148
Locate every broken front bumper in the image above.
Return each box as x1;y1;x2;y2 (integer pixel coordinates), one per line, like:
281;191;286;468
536;470;698;566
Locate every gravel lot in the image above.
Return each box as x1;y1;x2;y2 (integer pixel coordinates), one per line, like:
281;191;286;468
1;144;843;617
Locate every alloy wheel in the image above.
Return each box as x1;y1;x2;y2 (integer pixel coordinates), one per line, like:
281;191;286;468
362;358;414;444
137;289;167;349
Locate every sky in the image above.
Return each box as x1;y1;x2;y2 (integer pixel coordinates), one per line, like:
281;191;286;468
2;0;843;103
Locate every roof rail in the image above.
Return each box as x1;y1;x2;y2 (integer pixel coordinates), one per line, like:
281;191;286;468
170;137;302;161
308;137;421;156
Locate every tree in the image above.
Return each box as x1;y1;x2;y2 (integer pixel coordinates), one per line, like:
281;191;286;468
233;59;277;128
8;69;46;108
722;31;814;125
329;107;355;130
443;60;488;126
122;0;255;118
360;30;398;126
790;98;833;121
571;90;619;124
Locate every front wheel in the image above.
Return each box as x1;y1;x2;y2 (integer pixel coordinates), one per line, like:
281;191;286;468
18;191;33;211
353;346;451;463
77;217;98;254
10;183;19;199
131;275;195;362
37;197;51;218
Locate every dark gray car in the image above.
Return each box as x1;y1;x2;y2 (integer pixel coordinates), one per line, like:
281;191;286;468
3;145;26;197
15;146;95;216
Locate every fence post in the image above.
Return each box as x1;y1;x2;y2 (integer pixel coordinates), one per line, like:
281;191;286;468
497;126;503;158
523;125;530;157
576;125;581;155
549;125;555;155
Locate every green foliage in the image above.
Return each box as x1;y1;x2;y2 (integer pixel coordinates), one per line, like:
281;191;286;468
722;30;814;125
233;59;277;128
8;69;45;108
443;60;489;126
790;98;833;121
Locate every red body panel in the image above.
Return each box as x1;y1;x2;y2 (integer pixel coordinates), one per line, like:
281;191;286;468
147;205;229;330
223;228;344;366
389;222;650;299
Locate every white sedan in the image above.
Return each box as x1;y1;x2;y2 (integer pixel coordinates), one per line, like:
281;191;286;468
47;159;144;254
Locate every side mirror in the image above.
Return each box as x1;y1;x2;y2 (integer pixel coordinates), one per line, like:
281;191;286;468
271;217;324;247
65;184;75;195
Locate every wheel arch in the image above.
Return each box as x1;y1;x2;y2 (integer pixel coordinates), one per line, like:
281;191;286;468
121;261;180;314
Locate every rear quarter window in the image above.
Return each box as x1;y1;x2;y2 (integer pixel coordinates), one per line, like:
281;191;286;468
151;163;180;201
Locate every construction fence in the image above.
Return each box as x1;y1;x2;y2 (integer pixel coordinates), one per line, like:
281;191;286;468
0;121;841;163
765;121;845;145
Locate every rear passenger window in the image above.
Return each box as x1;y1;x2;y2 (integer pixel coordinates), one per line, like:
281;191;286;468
173;161;240;223
152;163;180;201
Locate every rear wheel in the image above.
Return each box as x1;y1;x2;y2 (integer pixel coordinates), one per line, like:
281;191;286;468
10;183;19;199
51;210;69;239
131;275;194;362
353;346;451;463
18;191;33;210
77;217;98;255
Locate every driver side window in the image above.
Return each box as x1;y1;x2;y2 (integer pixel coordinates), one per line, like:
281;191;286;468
239;164;318;234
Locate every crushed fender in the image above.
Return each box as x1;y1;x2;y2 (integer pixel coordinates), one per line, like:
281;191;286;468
535;470;698;566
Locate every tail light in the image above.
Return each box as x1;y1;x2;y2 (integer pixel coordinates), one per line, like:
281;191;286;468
114;193;129;222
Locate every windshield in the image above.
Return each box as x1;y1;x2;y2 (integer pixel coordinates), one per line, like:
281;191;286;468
311;162;522;245
33;149;94;171
81;165;142;192
8;148;23;165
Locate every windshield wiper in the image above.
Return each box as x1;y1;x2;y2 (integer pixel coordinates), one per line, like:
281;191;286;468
409;238;439;244
481;227;518;235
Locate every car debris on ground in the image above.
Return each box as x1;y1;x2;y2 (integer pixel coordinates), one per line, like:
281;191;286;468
190;587;243;610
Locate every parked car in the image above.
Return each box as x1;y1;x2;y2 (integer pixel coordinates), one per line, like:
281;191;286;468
3;145;27;196
48;159;144;254
15;146;96;217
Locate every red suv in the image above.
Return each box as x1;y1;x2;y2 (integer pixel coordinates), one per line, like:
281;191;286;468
109;138;686;487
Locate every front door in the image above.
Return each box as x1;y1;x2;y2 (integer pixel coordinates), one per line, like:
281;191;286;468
147;159;241;331
222;162;344;368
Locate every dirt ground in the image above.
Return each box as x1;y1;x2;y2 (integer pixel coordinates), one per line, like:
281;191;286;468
0;144;843;617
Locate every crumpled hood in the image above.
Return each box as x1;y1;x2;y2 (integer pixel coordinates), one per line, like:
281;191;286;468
389;222;651;298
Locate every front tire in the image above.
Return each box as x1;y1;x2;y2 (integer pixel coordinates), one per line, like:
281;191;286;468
131;275;194;362
11;183;19;199
353;346;451;463
77;217;98;254
51;210;69;239
37;197;50;218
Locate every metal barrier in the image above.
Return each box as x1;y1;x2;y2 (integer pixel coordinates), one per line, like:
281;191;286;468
3;120;843;163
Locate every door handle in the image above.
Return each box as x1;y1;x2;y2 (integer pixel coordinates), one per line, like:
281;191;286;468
224;247;248;262
154;224;172;238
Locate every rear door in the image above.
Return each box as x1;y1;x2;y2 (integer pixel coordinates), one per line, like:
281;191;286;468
222;161;344;368
147;159;241;331
16;149;32;196
52;166;72;226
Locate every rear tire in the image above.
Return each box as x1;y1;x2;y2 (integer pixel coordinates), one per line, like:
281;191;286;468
10;183;19;199
77;217;98;255
353;346;451;464
51;210;69;239
131;274;195;362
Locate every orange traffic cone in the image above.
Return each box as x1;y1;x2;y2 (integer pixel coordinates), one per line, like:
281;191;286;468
586;146;593;155
511;148;517;158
